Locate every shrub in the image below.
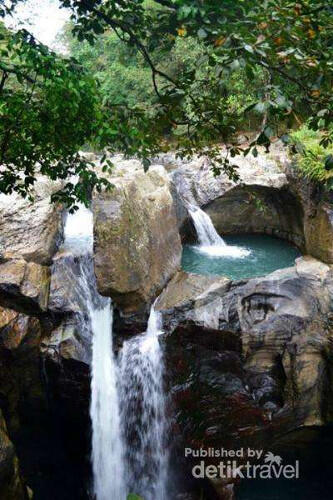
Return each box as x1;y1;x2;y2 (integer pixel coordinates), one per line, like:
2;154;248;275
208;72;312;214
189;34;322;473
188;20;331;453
289;126;333;189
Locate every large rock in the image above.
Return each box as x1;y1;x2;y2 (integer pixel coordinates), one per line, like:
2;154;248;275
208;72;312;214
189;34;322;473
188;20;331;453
45;251;104;365
283;156;333;264
93;162;182;313
0;178;63;316
0;178;64;265
156;271;231;330
171;148;288;209
304;201;333;264
160;257;333;449
0;259;50;315
160;257;333;497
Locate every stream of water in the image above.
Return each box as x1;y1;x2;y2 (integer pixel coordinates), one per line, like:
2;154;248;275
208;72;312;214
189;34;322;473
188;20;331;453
119;306;169;500
63;207;127;500
189;206;250;258
90;303;126;500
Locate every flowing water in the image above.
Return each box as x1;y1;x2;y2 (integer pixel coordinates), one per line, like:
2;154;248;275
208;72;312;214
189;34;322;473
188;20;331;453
189;206;250;258
182;234;301;280
119;306;168;500
90;304;126;500
62;206;127;500
189;207;226;247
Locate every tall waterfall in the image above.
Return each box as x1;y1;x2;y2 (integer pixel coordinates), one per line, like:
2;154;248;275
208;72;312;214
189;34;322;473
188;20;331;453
189;206;250;258
90;303;126;500
119;305;168;500
62;206;126;500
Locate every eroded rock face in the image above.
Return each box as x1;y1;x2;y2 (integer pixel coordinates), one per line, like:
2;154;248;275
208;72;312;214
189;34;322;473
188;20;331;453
93;163;182;312
206;186;304;248
0;260;50;315
304;201;333;264
284;160;333;264
46;252;102;365
0;178;63;317
0;298;92;500
0;307;44;499
0;179;64;265
160;257;333;471
170;147;306;251
156;271;231;331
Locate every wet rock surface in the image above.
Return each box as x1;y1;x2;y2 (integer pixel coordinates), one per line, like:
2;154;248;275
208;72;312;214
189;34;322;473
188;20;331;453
284;160;333;264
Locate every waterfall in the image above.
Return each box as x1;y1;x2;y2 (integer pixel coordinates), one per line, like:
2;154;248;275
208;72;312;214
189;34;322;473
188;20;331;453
189;207;227;246
90;303;126;500
62;206;126;500
61;206;169;500
189;206;250;258
119;305;168;500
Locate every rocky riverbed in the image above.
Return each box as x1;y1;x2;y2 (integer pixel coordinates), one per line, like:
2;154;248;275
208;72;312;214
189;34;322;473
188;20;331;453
0;144;332;499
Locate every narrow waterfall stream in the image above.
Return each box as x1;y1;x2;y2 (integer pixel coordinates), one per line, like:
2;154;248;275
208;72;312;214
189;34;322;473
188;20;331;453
119;305;168;500
189;206;250;258
90;304;126;500
62;206;126;500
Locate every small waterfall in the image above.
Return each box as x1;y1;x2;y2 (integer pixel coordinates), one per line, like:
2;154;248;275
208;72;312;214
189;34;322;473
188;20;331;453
189;206;250;258
119;305;168;500
189;207;226;246
62;206;126;500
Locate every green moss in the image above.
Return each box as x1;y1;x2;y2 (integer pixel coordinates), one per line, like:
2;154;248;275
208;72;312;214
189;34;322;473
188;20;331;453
289;125;333;188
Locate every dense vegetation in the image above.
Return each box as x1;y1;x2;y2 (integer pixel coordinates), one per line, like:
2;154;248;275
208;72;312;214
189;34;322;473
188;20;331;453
0;0;332;207
289;125;333;187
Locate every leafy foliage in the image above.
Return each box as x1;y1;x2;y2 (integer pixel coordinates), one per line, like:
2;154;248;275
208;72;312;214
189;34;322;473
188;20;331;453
0;22;111;208
289;125;333;188
0;0;332;206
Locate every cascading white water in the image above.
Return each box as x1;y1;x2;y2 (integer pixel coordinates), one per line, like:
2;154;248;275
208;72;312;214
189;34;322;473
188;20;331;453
62;206;126;500
62;206;169;500
90;304;126;500
189;207;226;247
189;206;250;258
119;305;168;500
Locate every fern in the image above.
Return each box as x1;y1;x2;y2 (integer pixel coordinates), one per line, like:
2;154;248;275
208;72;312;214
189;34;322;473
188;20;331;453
289;125;333;189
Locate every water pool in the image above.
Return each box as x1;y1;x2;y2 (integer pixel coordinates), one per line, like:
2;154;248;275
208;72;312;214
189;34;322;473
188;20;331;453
182;234;301;280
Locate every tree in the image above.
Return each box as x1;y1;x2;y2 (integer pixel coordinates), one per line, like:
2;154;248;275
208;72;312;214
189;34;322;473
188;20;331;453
0;0;332;206
0;20;112;209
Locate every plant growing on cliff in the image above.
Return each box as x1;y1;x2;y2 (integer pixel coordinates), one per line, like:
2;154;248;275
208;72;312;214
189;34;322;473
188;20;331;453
0;0;332;207
289;125;333;188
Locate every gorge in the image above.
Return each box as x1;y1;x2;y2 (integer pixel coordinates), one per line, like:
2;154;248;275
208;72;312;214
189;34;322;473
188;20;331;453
0;145;332;500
